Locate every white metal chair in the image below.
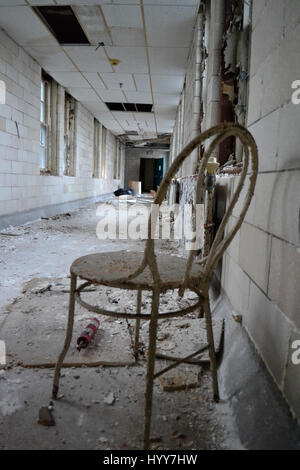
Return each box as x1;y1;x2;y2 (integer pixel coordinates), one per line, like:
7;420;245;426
51;123;258;449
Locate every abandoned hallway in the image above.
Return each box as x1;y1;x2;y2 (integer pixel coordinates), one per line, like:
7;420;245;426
0;203;299;450
0;0;300;452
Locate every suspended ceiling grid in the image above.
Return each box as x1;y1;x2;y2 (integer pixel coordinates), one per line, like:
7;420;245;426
0;0;199;138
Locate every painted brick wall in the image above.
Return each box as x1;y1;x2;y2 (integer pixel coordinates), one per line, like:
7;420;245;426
0;28;124;224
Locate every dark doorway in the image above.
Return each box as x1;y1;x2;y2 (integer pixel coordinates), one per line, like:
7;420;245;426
140;158;164;192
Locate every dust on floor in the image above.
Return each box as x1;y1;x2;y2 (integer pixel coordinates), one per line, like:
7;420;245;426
0;201;242;450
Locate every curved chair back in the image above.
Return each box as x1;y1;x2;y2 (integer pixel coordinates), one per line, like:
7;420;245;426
119;123;258;289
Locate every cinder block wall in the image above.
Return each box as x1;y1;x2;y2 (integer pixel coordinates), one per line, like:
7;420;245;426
221;0;300;420
0;28;124;226
170;0;300;421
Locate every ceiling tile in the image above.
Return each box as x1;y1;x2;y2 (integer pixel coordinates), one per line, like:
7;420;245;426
152;74;184;94
0;1;26;5
144;5;197;48
0;6;57;46
80;99;109;114
100;73;136;92
143;0;198;5
49;71;89;88
102;4;142;29
96;89;124;102
81;72;107;89
23;45;76;72
149;47;189;75
55;0;125;4
134;112;155;124
27;1;55;5
122;91;152;104
133;74;151;93
101;4;144;47
153;92;180;106
111;111;138;129
69;88;98;102
73;5;111;46
63;46;112;72
105;46;148;74
154;103;177;115
110;27;144;48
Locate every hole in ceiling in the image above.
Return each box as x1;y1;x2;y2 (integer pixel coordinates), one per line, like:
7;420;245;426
33;6;90;45
105;102;153;113
136;103;153;112
123;103;136;112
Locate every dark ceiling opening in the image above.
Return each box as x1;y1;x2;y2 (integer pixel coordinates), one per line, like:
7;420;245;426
33;6;90;45
105;102;153;113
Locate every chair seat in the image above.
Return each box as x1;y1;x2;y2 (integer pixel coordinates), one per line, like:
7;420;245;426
71;250;204;291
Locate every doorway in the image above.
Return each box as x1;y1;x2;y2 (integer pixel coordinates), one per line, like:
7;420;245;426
139;158;164;193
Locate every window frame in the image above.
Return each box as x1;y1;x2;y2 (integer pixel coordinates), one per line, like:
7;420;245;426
40;79;51;172
64;92;76;177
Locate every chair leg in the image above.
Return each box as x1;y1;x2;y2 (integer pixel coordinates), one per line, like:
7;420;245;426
203;297;219;402
143;288;160;450
52;273;77;399
134;289;142;358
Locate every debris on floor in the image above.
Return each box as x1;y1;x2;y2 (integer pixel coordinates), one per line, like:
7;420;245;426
158;365;202;392
0;203;237;450
104;392;115;406
37;406;55;427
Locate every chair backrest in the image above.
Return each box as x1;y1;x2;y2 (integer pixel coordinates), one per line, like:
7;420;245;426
119;123;258;290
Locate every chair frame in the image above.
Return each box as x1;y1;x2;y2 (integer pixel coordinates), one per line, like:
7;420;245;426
51;123;258;449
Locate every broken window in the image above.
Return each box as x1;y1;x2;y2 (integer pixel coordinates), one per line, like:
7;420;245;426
101;126;107;179
40;78;50;172
40;70;61;175
64;93;76;176
93;119;101;178
117;141;121;180
114;140;121;180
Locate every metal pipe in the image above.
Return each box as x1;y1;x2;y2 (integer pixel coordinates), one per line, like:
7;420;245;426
204;0;225;158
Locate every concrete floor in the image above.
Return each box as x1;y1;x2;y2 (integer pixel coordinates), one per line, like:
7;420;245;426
0;201;242;450
0;201;299;450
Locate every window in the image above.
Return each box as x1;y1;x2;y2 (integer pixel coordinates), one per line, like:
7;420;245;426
117;141;121;180
64;93;76;176
93;119;101;178
113;140;118;180
114;140;121;180
101;126;107;179
40;71;60;175
40;79;50;171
